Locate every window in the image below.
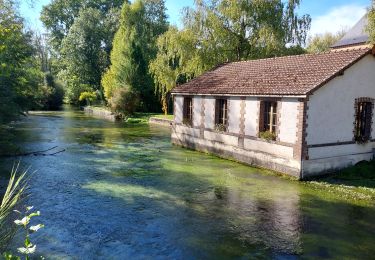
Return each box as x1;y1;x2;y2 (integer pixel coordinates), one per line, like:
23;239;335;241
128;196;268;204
263;101;277;133
259;101;278;141
183;97;193;125
215;99;228;131
354;100;373;142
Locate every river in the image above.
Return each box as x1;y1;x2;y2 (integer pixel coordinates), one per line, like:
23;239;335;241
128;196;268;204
0;108;374;259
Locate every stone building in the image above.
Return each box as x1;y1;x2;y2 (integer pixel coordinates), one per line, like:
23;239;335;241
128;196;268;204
171;16;375;179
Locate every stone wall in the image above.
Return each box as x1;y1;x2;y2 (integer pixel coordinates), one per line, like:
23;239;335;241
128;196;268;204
172;95;302;178
84;106;116;121
171;125;301;178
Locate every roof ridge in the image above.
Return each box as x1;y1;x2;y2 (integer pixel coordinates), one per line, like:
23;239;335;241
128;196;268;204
227;47;371;65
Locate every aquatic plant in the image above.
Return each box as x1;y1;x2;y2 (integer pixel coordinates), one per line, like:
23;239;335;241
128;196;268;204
0;164;28;251
8;206;44;260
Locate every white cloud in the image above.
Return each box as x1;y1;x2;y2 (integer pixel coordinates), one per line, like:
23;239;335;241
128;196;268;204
309;4;367;37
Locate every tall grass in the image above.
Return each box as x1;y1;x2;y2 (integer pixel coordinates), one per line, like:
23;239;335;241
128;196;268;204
0;163;29;251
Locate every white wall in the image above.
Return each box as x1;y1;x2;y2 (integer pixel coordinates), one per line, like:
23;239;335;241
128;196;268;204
174;96;183;124
204;97;215;129
193;97;202;128
244;97;259;136
244;138;294;159
228;97;241;134
278;99;299;144
307;55;375;145
306;54;375;160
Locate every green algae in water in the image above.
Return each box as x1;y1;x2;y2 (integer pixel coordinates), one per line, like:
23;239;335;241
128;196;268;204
0;108;374;259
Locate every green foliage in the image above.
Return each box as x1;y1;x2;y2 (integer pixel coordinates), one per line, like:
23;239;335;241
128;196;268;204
102;0;168;112
0;0;44;123
32;72;64;110
259;131;277;141
214;124;227;132
109;88;140;119
182;118;192;126
367;2;375;43
0;163;28;252
181;0;311;62
79;91;97;106
11;206;44;259
151;0;310;113
58;7;119;104
149;26;206;114
307;31;346;53
41;0;125;51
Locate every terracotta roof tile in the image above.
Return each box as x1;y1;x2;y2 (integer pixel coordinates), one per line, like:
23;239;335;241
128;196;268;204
172;47;372;96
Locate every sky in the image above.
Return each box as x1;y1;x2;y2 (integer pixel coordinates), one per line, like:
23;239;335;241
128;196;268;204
20;0;371;37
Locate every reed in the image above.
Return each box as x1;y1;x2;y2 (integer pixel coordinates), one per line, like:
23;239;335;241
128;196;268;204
0;163;29;251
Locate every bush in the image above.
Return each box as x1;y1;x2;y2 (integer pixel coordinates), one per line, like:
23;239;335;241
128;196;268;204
214;124;227;132
259;131;276;141
33;72;64;110
109;88;139;119
79;91;97;106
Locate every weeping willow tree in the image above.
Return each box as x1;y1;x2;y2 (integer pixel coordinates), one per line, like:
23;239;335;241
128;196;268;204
150;0;311;114
149;27;206;114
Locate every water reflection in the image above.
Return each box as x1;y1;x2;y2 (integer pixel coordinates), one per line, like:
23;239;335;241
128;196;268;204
0;109;374;259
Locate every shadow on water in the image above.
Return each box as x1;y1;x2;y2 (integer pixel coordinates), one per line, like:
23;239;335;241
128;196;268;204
0;108;374;259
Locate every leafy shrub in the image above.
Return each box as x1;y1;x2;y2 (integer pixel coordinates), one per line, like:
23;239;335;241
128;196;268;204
79;91;97;106
182;118;192;126
259;131;276;141
109;88;139;119
214;124;226;132
44;73;64;110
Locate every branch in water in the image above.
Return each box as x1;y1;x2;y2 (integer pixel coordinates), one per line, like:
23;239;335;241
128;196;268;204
1;146;66;157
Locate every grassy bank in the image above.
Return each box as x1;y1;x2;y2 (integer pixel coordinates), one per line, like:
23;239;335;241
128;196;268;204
306;160;375;202
126;113;173;123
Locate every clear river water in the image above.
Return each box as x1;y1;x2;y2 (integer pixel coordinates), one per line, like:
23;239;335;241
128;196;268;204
0;108;374;259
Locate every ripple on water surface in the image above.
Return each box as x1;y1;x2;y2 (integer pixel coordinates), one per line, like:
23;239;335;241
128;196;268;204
1;109;374;259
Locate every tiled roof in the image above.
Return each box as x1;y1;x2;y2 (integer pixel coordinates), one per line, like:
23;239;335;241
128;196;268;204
172;47;372;96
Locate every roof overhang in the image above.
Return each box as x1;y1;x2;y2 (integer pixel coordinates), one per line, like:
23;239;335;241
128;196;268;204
171;93;307;98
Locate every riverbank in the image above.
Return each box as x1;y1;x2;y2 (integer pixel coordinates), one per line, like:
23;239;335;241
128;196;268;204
83;106;117;121
304;160;375;202
83;106;173;125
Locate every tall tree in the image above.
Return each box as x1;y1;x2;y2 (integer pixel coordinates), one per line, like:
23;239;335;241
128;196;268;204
102;0;168;113
41;0;125;51
306;31;346;54
182;0;310;63
59;8;117;103
150;0;311;114
149;27;205;114
41;0;125;104
0;0;44;123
